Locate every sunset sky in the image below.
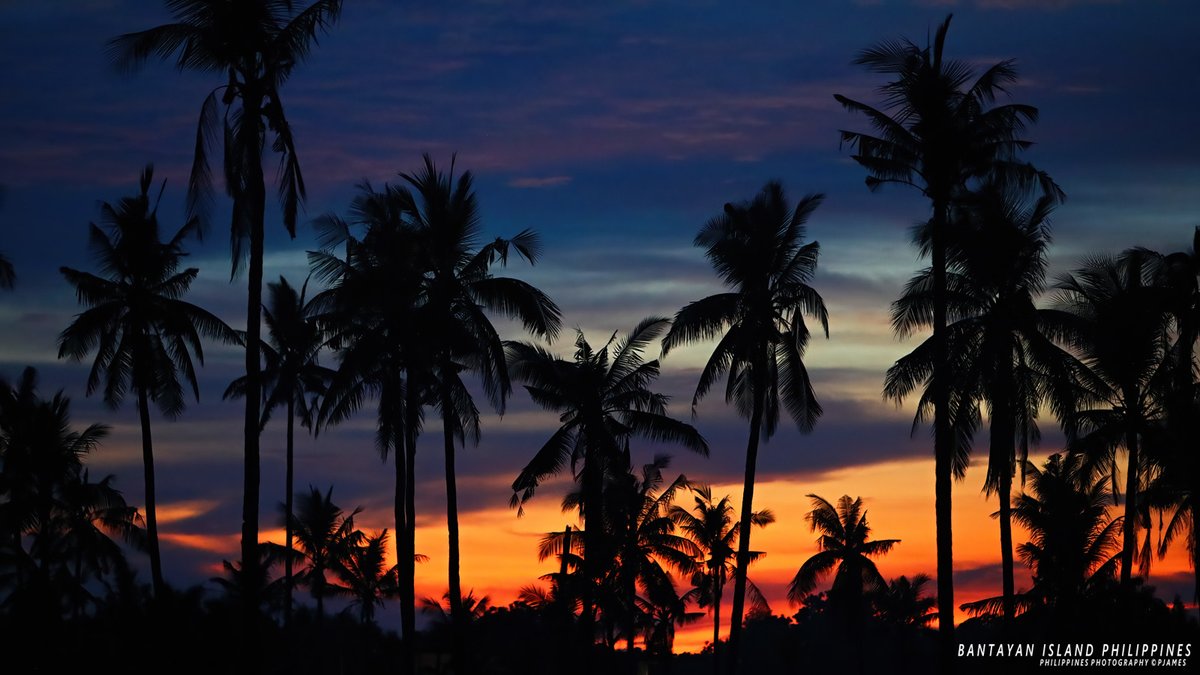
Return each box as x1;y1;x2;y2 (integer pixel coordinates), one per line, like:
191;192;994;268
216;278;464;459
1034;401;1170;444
1;0;1198;652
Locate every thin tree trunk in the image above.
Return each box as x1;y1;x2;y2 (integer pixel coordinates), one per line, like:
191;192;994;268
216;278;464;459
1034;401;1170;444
398;384;417;674
931;201;955;674
1120;424;1140;586
992;385;1015;625
285;397;294;627
441;384;466;672
580;445;604;673
137;383;165;598
724;396;765;675
237;85;267;674
712;582;722;675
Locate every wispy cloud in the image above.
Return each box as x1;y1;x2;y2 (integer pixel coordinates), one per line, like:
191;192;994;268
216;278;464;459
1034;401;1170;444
507;175;572;189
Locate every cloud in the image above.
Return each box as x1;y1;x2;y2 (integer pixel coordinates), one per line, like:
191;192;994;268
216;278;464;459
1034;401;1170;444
507;175;572;189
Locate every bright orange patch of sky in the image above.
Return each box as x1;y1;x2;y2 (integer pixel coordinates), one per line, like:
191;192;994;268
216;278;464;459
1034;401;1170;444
150;450;1194;655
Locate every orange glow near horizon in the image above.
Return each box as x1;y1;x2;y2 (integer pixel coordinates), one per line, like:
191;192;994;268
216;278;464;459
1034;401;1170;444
154;458;1194;655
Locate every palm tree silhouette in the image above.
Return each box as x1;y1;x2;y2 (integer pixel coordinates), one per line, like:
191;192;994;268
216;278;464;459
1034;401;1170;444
509;317;707;659
335;529;399;626
0;367;110;620
789;494;898;675
669;484;773;670
661;182;827;674
1125;228;1199;613
58;166;236;598
874;574;937;628
310;181;428;662
225;275;332;624
50;470;145;619
1049;255;1171;586
788;494;898;613
961;452;1121;621
288;485;360;623
835;16;1061;658
397;155;560;664
885;186;1081;622
109;1;344;624
602;456;697;653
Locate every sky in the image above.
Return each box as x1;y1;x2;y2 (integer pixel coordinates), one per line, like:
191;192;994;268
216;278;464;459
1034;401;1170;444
1;0;1198;653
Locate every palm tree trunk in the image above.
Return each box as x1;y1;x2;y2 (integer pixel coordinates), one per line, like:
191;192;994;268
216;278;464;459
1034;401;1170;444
441;384;466;671
999;462;1015;622
992;387;1016;625
725;395;765;675
712;582;722;675
284;397;295;627
399;385;417;673
580;448;604;672
136;383;165;598
1119;424;1140;586
931;201;955;674
239;86;267;671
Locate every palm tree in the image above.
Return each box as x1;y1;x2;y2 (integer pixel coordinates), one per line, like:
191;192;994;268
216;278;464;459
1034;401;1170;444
669;484;773;669
602;456;698;653
335;529;399;626
0;367;110;619
661;181;828;673
225;275;331;624
109;1;344;623
58;166;236;599
961;453;1122;621
310;182;427;662
874;574;937;628
835;16;1061;658
49;470;145;619
289;485;360;623
1125;228;1199;613
884;187;1082;623
1049;255;1172;586
510;317;707;658
788;494;899;614
396;155;561;663
873;574;937;674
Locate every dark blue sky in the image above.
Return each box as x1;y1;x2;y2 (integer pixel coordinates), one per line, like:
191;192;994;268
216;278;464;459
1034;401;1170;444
1;0;1198;617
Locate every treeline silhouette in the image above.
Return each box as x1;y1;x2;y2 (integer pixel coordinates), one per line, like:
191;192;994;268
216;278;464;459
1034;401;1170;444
0;3;1196;675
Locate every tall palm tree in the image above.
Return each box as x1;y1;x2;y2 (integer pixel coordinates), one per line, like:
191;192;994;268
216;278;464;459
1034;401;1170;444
109;1;344;624
312;161;561;668
669;484;773;669
661;181;827;673
788;494;899;613
289;485;360;623
398;155;561;658
1125;228;1199;612
884;187;1082;622
58;166;236;599
225;275;331;624
1049;255;1172;586
310;182;427;662
510;317;707;659
835;16;1061;659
